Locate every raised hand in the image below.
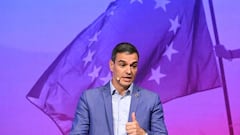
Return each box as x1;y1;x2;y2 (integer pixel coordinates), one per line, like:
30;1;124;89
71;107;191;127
126;112;146;135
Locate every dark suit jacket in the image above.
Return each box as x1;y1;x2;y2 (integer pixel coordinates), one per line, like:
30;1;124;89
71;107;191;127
70;82;168;135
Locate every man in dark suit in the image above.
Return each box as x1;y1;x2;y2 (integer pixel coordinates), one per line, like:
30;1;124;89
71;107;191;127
70;42;168;135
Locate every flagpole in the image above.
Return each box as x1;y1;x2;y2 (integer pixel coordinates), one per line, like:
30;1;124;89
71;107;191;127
208;0;234;135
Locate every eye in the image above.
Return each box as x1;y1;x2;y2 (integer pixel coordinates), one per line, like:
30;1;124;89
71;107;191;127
131;63;138;68
119;63;126;67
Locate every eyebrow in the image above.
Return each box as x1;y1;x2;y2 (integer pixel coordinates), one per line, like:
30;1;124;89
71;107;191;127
117;60;126;63
117;60;138;65
130;62;138;66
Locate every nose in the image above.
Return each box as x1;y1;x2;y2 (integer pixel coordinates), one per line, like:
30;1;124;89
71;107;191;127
126;66;131;74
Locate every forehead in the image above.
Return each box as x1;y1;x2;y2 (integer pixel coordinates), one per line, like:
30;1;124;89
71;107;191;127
115;52;138;62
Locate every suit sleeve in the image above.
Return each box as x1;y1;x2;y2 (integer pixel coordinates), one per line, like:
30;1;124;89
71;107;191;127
69;92;89;135
147;95;168;135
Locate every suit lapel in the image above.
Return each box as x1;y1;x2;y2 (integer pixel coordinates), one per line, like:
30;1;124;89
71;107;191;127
101;83;114;135
128;84;140;121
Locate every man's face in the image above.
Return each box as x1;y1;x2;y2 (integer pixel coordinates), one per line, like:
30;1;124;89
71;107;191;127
109;52;138;89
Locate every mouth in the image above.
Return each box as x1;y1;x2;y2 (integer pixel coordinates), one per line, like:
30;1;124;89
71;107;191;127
122;76;132;82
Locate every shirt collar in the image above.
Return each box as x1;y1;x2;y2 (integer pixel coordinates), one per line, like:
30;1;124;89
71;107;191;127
110;81;133;95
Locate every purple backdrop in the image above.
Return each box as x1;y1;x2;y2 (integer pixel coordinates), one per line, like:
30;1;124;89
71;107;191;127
0;0;239;135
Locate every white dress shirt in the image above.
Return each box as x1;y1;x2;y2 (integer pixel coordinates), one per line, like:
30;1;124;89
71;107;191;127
110;81;133;135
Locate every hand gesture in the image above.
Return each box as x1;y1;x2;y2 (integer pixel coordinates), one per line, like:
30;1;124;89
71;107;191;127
126;112;146;135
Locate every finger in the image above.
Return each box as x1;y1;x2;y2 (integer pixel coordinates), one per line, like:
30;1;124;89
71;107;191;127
126;122;132;127
131;112;136;122
126;122;137;129
126;127;137;134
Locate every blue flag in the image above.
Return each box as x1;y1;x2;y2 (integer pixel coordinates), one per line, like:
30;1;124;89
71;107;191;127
27;0;220;134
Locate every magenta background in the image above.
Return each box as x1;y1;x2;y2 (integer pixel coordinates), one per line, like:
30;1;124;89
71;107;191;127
0;0;239;135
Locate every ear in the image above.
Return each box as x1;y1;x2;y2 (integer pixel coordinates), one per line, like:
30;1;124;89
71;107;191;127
109;60;114;72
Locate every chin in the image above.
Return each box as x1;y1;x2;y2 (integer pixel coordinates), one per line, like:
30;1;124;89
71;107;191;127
121;82;132;87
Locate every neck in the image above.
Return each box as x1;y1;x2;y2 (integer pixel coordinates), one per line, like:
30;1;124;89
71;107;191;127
112;80;130;96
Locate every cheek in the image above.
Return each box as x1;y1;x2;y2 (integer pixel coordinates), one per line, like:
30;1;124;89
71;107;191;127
114;67;123;75
118;69;125;75
132;69;138;76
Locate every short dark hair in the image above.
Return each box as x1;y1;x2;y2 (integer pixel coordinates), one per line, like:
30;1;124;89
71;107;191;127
111;42;139;62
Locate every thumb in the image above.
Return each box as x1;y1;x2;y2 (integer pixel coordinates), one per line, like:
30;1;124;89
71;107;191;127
131;112;137;122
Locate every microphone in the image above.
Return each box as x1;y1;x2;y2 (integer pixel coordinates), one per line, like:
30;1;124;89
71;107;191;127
116;77;121;82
